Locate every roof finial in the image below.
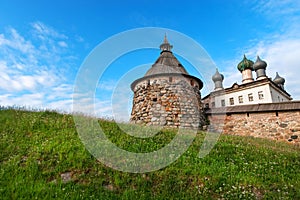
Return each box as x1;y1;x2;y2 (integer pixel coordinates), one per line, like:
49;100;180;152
164;33;168;43
160;33;173;52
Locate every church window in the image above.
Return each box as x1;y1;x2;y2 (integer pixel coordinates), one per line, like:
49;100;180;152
221;99;225;107
238;96;243;103
190;80;194;86
248;93;253;102
229;97;234;105
258;91;264;100
212;102;215;108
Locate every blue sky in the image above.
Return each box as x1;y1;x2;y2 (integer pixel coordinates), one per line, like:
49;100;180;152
1;0;300;120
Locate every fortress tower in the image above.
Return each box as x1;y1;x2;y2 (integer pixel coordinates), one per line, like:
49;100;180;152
130;36;205;129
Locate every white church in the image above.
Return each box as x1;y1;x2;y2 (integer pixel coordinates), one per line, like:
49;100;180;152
202;55;292;108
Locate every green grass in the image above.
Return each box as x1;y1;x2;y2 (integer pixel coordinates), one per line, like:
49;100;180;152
0;109;299;199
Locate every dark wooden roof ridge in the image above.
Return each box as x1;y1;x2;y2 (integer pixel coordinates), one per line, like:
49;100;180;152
130;73;203;91
205;100;300;114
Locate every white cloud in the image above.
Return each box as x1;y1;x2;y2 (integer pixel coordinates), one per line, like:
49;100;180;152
221;38;300;100
58;41;68;47
217;1;300;100
31;21;67;40
0;22;76;112
0;93;44;107
97;79;117;91
0;28;35;54
250;0;300;17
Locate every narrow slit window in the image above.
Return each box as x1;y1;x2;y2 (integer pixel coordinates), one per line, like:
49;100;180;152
212;102;215;108
258;91;264;100
229;97;234;105
221;99;225;107
238;96;243;104
190;80;194;86
248;93;253;102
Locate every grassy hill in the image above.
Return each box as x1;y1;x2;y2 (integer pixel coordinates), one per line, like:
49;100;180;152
0;109;299;199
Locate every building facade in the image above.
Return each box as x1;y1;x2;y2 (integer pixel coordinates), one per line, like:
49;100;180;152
203;55;299;144
202;55;292;108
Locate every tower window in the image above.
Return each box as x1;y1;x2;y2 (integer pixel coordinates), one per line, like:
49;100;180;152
212;102;215;108
221;99;225;107
229;97;234;105
248;93;253;102
190;80;194;86
258;91;264;100
238;96;243;103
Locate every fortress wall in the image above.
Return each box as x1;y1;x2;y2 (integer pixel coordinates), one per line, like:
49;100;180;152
206;110;300;144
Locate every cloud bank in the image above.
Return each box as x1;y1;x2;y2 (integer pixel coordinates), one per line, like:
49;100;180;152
0;22;75;112
220;0;300;100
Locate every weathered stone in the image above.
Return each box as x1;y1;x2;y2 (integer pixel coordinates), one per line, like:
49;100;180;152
291;128;300;132
291;135;298;140
279;123;288;128
207;111;300;144
130;76;204;129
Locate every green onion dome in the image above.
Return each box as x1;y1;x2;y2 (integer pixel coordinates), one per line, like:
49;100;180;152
237;55;254;72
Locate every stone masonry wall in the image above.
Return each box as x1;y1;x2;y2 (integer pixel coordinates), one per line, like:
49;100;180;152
131;76;205;129
207;111;300;144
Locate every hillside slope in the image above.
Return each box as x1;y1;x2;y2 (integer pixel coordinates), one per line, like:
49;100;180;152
0;109;299;199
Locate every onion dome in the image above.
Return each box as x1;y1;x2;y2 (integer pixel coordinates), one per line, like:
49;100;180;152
237;55;254;72
212;68;224;82
253;55;267;71
273;72;285;85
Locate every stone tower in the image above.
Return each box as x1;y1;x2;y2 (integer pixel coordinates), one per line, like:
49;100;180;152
130;35;205;129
